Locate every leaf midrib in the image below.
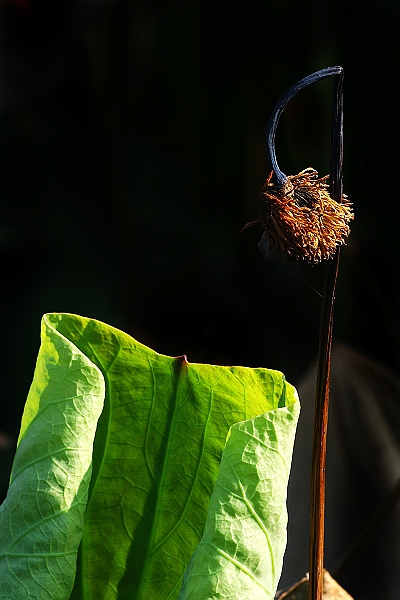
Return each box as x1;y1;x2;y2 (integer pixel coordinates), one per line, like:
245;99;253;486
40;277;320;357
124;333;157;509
135;357;189;600
153;382;214;553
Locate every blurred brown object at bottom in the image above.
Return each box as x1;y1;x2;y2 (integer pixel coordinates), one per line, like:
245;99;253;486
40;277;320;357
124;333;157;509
276;570;354;599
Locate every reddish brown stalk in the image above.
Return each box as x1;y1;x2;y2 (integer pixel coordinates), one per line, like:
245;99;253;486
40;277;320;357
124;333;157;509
251;67;346;599
308;70;344;600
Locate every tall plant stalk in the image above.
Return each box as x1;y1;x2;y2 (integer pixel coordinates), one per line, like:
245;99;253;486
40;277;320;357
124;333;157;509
259;66;348;600
309;70;344;600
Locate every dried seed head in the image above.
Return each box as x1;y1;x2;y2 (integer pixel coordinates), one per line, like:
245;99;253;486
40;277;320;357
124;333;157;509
257;167;353;264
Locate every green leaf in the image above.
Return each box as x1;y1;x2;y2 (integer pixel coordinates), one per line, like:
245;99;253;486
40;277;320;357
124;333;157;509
50;313;298;600
0;315;105;599
179;403;300;600
0;313;299;600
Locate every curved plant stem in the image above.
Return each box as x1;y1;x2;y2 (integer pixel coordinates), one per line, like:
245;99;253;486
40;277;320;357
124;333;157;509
266;66;342;187
308;69;344;600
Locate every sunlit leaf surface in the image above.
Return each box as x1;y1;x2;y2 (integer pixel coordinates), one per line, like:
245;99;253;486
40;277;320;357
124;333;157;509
179;403;299;600
0;313;298;600
0;316;105;599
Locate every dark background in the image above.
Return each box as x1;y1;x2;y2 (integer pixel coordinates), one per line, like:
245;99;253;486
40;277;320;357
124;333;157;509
1;0;399;598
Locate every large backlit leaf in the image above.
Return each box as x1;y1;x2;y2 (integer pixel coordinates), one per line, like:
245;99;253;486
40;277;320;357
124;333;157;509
179;404;299;600
0;313;299;600
0;316;105;598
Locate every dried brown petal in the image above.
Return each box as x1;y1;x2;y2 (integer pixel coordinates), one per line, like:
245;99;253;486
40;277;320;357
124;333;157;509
276;570;354;599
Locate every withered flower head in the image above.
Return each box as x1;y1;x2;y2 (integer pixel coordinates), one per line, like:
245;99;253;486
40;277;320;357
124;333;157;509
243;66;354;265
259;167;353;264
